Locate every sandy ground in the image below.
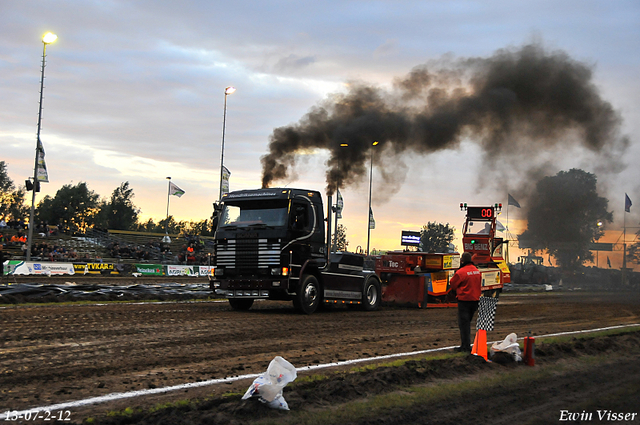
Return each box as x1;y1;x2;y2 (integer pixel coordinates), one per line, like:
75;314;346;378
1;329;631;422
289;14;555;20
1;282;639;423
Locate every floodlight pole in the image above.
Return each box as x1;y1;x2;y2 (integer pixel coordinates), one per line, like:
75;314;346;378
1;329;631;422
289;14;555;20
27;34;55;261
218;86;235;202
366;141;378;256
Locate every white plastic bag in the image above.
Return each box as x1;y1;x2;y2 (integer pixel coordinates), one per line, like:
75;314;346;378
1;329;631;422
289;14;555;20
242;356;297;410
490;332;522;361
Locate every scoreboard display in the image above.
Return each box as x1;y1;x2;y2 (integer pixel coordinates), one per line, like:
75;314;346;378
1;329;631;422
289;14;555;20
466;206;495;219
401;230;421;246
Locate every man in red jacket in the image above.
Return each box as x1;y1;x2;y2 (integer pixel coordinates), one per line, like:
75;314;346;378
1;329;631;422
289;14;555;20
449;252;482;352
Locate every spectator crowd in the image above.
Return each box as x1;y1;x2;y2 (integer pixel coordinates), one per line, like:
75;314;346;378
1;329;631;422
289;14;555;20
1;219;213;266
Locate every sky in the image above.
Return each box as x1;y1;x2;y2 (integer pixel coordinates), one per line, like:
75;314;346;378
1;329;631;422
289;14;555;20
1;0;639;266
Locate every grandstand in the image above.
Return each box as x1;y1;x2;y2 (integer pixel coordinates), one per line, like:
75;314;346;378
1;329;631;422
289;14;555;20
1;227;215;265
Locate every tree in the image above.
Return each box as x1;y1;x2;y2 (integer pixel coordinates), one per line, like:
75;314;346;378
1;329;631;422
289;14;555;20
628;228;640;266
182;219;213;236
133;217;213;236
518;169;613;270
334;224;349;251
420;222;456;253
135;218;163;233
36;182;100;234
628;243;640;265
97;182;140;230
0;161;28;222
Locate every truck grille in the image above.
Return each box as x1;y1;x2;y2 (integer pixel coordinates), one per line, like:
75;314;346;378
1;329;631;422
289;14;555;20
216;239;281;271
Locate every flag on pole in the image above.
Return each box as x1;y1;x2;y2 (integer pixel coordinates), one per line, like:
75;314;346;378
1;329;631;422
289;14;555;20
336;189;343;219
507;193;520;208
221;166;231;195
369;207;375;230
625;193;632;212
169;182;185;197
496;220;505;232
36;137;49;182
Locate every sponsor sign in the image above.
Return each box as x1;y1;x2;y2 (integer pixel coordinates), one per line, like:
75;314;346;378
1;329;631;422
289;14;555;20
324;289;361;300
423;254;460;270
167;265;199;277
480;270;501;287
589;242;613;251
8;261;74;276
134;264;165;276
198;266;214;277
4;260;23;275
73;263;120;275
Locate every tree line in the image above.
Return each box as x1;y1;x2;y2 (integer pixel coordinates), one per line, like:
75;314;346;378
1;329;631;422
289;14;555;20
0;161;213;236
2;161;637;270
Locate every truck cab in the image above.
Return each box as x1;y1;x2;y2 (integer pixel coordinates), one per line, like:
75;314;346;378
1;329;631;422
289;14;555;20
460;204;510;294
211;188;381;314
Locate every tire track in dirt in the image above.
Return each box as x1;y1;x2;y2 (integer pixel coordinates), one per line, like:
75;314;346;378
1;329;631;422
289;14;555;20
1;291;639;415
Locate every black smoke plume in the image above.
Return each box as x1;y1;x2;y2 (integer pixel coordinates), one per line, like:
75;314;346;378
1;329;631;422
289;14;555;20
261;43;626;196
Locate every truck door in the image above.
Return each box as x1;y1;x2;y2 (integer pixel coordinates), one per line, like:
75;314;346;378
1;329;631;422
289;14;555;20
289;202;312;263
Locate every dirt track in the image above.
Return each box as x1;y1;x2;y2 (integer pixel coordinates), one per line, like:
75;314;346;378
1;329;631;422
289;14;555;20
1;286;639;423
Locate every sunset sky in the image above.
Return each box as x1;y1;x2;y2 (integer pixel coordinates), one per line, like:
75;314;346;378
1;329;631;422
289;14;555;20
1;1;639;266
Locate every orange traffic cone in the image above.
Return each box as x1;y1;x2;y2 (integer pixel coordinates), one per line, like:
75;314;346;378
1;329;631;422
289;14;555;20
471;329;489;361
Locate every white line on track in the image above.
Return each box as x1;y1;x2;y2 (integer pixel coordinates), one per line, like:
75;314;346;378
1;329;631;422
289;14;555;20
2;322;638;420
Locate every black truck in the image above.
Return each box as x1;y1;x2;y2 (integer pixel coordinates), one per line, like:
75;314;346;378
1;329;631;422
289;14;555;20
209;188;381;314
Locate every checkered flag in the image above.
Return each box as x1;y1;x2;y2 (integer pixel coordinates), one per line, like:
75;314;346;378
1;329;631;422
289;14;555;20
476;296;498;331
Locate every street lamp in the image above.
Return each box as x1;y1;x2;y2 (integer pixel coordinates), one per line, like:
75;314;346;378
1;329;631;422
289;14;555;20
218;86;236;201
26;32;57;261
366;141;378;256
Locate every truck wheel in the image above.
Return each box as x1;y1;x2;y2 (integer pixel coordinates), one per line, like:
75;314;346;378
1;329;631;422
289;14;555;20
229;298;254;311
294;274;321;314
362;277;381;311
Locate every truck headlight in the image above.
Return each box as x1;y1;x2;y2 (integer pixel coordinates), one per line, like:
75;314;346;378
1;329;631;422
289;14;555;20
271;267;289;276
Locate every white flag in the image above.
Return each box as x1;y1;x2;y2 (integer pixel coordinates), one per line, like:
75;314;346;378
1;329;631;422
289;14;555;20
221;166;231;195
36;138;49;183
336;189;344;219
169;182;185;197
369;207;375;230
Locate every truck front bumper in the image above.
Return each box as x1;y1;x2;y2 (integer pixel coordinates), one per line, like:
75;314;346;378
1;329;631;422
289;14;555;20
210;277;289;298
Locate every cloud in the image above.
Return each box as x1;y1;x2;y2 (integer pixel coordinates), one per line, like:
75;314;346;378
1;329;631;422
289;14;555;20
274;54;316;72
1;0;639;251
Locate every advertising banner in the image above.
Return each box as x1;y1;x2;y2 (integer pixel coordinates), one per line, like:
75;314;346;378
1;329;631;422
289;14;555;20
3;260;22;275
7;261;75;276
198;266;214;277
166;265;199;277
73;263;120;275
134;264;165;276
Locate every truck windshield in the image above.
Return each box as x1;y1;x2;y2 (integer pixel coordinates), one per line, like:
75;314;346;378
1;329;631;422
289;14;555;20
467;220;492;235
220;201;289;228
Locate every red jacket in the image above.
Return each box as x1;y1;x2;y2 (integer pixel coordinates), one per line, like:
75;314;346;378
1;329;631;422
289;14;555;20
449;263;481;301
